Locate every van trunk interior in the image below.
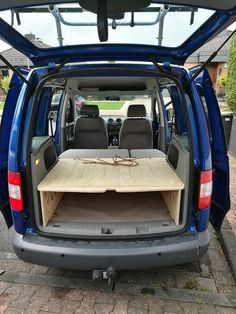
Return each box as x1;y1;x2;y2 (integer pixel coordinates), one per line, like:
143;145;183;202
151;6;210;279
30;74;191;237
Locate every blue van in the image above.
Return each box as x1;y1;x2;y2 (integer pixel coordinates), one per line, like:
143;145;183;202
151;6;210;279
0;1;234;273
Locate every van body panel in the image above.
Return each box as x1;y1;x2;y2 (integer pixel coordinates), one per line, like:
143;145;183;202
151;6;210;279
191;66;230;231
0;0;232;268
0;69;29;227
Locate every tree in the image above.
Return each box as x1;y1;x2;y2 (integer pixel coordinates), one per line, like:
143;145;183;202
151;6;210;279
0;75;11;94
225;33;236;113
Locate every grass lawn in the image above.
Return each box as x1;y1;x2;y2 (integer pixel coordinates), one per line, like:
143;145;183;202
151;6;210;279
0;102;4;110
87;101;125;110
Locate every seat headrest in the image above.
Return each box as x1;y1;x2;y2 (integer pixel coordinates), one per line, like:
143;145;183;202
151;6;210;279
80;105;99;117
127;104;146;117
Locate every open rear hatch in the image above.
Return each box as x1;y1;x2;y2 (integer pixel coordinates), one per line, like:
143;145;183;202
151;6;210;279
0;1;235;66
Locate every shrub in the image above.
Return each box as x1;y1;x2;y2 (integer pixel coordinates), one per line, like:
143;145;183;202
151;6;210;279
225;33;236;113
0;75;11;94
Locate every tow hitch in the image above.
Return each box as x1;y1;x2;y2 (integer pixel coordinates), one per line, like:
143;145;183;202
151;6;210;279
92;266;117;287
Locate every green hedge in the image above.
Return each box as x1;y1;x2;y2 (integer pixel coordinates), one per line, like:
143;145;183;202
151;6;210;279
225;33;236;113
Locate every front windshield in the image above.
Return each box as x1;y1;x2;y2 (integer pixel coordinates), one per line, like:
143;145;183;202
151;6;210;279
76;95;152;117
0;2;214;48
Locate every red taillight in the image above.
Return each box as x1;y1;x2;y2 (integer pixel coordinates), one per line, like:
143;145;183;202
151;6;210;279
8;171;23;211
198;170;213;209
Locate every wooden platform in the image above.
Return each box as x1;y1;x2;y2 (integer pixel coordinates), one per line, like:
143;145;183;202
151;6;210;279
38;158;184;227
38;158;184;193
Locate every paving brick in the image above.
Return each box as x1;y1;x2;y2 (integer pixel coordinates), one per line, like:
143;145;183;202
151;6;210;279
40;297;62;313
11;294;32;310
5;307;26;314
22;284;39;294
114;293;130;304
5;284;25;294
0;282;11;295
74;302;94;314
111;302;128;314
118;271;158;285
148;298;165;314
216;306;236;314
208;248;232;273
30;294;50;305
162;300;184;314
64;288;84;301
27;296;49;314
128;308;149;314
46;268;66;276
181;301;199;314
61;299;81;312
0;291;20;307
109;293;130;313
212;270;236;288
217;285;236;295
39;312;58;314
199;254;213;278
0;259;31;273
155;272;176;288
30;265;49;275
34;286;53;298
0;304;8;313
10;284;39;310
208;234;222;252
195;277;218;292
94;302;114;313
51;287;70;299
95;291;114;305
199;304;216;314
74;290;104;313
128;296;149;310
175;272;198;290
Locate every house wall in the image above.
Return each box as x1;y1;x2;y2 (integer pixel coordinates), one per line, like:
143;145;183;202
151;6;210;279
185;61;227;97
0;73;3;97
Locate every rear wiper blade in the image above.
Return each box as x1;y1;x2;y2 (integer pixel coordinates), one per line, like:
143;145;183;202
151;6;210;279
185;29;236;88
0;53;30;86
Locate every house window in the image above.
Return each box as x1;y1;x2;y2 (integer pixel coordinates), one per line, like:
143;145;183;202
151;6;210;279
1;69;9;77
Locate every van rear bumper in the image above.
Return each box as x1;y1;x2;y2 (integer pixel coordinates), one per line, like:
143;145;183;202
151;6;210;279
12;230;210;270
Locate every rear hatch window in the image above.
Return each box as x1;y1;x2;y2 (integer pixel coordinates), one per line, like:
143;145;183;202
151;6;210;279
0;2;214;47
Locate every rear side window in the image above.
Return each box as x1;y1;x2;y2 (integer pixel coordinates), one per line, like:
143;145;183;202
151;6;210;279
48;89;63;138
200;95;212;141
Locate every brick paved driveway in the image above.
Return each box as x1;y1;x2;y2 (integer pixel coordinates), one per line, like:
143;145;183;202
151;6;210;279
0;159;236;313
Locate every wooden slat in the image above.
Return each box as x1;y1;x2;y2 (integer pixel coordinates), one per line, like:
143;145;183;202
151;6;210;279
161;190;181;225
40;191;64;226
38;158;184;193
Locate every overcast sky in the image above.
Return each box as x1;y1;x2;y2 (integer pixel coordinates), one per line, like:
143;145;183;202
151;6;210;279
0;5;235;53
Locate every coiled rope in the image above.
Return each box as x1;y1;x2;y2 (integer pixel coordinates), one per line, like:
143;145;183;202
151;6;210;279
78;155;140;167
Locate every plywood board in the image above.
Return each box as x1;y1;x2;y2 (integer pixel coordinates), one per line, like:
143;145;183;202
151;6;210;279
38;158;184;193
51;191;171;223
161;190;181;225
40;191;64;226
